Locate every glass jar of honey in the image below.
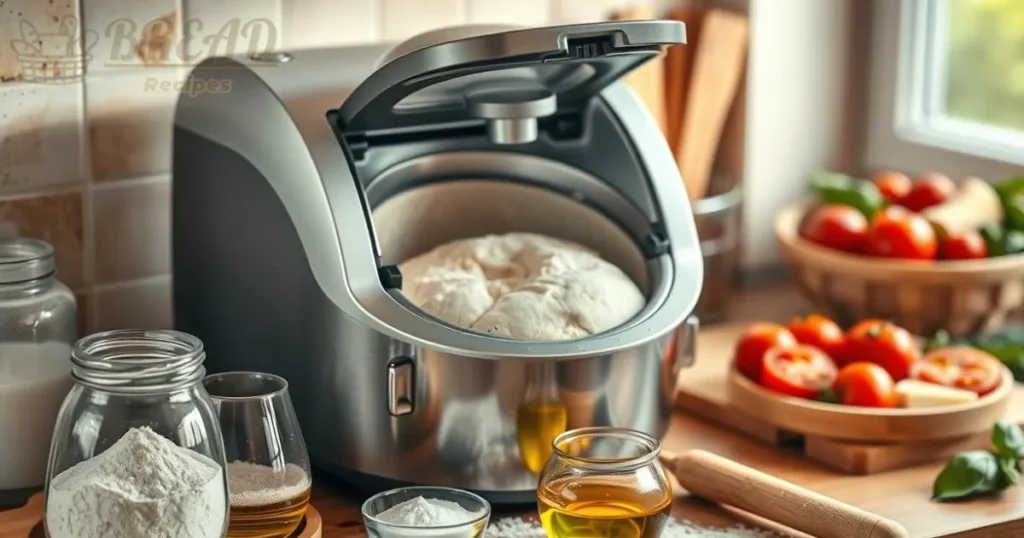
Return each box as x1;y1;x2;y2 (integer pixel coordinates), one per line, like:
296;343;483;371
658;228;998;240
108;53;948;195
537;427;672;538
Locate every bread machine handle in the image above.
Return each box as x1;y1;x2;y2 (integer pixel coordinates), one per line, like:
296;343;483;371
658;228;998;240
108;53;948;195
673;316;698;375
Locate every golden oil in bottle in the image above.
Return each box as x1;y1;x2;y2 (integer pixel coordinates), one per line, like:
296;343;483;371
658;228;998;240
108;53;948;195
227;462;312;538
516;401;568;473
516;362;567;474
538;475;672;538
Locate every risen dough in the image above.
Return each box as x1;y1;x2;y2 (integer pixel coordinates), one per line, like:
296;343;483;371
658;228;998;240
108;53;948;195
399;233;645;340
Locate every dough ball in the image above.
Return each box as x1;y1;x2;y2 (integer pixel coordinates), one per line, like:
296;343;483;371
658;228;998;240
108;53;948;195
399;233;645;340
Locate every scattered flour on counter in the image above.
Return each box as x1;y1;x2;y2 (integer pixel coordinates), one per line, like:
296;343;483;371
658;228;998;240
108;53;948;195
483;516;781;538
45;426;226;538
376;496;479;526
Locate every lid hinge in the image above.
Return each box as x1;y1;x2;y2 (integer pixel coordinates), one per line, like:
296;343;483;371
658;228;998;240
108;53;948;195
346;135;369;161
641;222;670;258
566;36;614;59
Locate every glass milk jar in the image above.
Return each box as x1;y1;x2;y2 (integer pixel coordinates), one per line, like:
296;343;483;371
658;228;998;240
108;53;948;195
0;238;77;498
44;330;229;538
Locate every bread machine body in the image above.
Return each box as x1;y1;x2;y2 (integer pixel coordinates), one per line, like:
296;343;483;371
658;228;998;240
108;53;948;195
172;23;702;503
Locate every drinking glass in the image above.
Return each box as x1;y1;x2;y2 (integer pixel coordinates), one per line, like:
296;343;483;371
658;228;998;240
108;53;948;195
204;371;312;538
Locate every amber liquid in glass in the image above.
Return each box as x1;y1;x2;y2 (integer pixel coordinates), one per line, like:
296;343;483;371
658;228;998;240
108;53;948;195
228;486;311;538
538;476;672;538
516;401;568;474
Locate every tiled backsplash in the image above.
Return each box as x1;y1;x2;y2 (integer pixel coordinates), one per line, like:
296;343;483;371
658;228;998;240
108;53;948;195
0;0;699;333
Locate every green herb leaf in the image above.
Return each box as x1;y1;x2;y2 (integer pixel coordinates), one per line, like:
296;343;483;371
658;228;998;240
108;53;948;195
817;389;840;404
993;421;1024;460
924;330;952;353
809;171;884;220
932;450;1002;501
997;455;1021;489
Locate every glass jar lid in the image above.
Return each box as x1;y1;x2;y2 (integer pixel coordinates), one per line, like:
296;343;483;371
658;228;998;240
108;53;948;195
0;238;55;284
72;329;207;393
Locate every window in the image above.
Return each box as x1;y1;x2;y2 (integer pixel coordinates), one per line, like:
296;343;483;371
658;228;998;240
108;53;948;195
865;0;1024;178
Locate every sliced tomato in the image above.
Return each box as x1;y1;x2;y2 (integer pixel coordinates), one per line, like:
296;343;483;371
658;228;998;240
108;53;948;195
761;345;838;399
833;362;898;408
912;347;1004;396
786;314;845;358
735;323;798;382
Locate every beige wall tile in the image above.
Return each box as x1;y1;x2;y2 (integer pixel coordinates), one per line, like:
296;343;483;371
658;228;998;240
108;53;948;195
85;68;184;181
467;0;552;27
0;0;80;83
182;0;282;61
82;0;181;74
92;177;170;283
381;0;466;42
0;82;84;193
284;0;380;49
0;189;85;288
93;275;173;331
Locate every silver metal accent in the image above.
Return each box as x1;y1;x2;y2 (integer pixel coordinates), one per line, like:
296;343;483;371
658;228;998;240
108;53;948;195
467;89;556;144
387;358;414;416
250;51;292;63
676;316;699;372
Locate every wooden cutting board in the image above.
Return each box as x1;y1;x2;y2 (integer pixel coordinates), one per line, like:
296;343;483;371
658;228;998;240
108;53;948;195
0;494;323;538
663;5;704;155
677;322;1024;474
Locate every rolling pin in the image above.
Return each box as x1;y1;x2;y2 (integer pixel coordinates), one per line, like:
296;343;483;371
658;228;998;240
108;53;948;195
659;449;910;538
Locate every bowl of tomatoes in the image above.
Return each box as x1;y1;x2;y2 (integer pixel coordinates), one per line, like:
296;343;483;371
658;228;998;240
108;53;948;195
728;316;1014;442
775;171;1024;337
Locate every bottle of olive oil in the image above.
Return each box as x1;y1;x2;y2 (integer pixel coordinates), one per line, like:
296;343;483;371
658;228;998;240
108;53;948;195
515;362;567;474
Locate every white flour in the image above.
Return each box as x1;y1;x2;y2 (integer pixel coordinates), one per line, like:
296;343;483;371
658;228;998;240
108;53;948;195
227;461;311;507
485;516;781;538
0;342;72;489
45;427;227;538
376;495;479;526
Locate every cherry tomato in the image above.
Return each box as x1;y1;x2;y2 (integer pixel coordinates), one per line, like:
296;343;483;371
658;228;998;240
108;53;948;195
900;173;956;212
840;319;920;380
735;323;798;382
833;362;898;407
786;314;845;358
940;232;988;260
864;206;938;260
912;347;1004;396
800;205;869;253
872;171;912;203
760;345;838;399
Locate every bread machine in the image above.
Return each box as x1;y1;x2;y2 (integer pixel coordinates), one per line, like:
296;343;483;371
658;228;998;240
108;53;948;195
172;21;702;503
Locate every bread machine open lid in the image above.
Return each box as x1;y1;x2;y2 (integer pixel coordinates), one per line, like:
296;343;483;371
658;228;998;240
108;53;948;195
335;20;686;137
316;21;700;359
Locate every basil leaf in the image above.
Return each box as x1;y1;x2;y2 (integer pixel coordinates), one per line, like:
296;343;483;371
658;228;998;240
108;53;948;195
817;389;840;404
932;450;1002;501
997;455;1021;489
993;421;1024;460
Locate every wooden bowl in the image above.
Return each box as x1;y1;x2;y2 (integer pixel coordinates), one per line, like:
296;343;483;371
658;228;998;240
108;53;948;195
726;366;1014;442
775;200;1024;336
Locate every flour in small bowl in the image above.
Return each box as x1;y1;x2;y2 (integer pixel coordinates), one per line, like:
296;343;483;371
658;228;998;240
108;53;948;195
45;426;227;538
377;495;480;526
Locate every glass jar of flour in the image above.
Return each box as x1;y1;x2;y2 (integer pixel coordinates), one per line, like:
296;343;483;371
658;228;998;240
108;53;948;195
0;238;77;501
44;329;229;538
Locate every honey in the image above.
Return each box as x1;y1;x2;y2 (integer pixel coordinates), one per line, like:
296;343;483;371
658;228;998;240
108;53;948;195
538;475;672;538
515;401;568;474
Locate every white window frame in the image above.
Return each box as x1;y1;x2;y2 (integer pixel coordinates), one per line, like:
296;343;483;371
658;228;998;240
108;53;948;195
864;0;1024;179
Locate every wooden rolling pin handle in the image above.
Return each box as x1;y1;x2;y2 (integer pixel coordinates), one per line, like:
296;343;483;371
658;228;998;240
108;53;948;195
660;449;910;538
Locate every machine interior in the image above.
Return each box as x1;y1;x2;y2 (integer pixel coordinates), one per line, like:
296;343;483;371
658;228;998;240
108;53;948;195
370;180;652;296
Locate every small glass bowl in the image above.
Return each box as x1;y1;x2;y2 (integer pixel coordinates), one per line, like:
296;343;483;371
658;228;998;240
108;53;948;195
362;486;491;538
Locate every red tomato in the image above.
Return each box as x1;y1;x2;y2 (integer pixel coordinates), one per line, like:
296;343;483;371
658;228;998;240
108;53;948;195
912;347;1004;396
872;171;912;203
761;345;838;399
735;323;798;382
940;232;988;260
900;173;956;212
864;206;938;260
840;319;920;380
786;315;845;358
800;205;869;253
833;362;898;407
